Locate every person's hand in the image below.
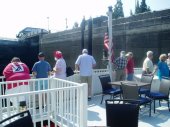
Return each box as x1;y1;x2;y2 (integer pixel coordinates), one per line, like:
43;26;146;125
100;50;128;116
74;70;79;74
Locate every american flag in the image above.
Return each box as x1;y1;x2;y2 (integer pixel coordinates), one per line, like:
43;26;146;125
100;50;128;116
104;32;114;63
104;33;109;50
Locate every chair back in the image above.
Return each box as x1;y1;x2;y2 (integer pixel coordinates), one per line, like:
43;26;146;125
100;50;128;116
99;74;112;91
121;82;139;100
0;110;33;127
159;77;170;96
105;99;139;127
141;74;154;89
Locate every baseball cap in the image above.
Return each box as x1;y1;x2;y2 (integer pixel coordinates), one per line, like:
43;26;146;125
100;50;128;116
38;52;45;57
54;51;63;59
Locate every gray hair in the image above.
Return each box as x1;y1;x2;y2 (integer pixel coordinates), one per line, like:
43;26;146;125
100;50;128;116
82;49;88;54
146;51;153;57
120;51;125;57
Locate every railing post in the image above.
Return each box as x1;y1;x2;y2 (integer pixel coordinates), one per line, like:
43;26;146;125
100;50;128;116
79;83;87;127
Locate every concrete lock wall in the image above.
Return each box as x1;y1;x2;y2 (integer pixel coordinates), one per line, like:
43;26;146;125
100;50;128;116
40;9;170;69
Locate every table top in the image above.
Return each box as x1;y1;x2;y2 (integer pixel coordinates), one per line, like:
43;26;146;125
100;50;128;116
108;81;150;87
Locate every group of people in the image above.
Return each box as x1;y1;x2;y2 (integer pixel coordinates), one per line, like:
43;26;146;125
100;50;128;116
113;51;134;81
142;51;170;80
113;50;170;82
2;48;96;104
3;48;170;105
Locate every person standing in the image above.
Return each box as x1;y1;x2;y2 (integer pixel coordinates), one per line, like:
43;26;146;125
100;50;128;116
142;51;154;75
166;53;170;67
157;54;169;80
126;52;134;81
114;51;128;81
75;49;96;100
53;51;66;79
32;52;51;90
32;52;51;109
3;57;30;108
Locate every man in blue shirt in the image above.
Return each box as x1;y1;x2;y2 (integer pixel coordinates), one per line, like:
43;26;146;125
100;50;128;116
32;52;51;90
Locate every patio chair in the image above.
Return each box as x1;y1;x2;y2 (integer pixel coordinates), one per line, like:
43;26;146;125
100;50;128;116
121;82;152;116
138;74;154;96
99;74;122;104
105;99;139;127
146;77;170;113
0;110;33;127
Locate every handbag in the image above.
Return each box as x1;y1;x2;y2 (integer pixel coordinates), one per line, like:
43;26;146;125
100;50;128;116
66;66;74;77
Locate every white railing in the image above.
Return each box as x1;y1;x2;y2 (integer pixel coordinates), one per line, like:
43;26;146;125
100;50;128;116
0;68;142;96
0;78;87;127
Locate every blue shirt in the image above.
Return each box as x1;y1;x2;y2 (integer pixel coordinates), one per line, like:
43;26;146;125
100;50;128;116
32;60;51;78
157;61;169;80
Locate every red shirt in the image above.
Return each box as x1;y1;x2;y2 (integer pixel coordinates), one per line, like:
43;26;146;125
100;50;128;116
3;62;30;89
126;58;134;74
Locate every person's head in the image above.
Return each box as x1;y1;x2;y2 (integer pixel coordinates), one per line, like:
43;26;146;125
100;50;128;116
38;52;45;60
54;51;63;60
128;52;133;57
146;51;153;59
11;57;21;63
159;54;167;62
120;51;125;57
168;53;170;59
126;52;133;60
82;49;88;54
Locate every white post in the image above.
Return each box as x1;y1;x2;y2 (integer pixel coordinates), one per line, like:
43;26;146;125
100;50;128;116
108;6;113;81
79;83;87;127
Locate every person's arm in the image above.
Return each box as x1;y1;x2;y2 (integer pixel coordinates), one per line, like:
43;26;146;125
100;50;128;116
32;63;37;77
75;64;79;71
53;67;61;72
47;63;52;76
75;56;81;71
92;56;96;68
53;61;62;73
152;65;158;75
32;72;37;77
3;64;11;78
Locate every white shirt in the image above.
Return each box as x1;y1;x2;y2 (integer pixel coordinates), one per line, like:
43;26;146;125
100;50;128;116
142;57;154;73
166;58;170;67
54;58;66;79
75;53;96;76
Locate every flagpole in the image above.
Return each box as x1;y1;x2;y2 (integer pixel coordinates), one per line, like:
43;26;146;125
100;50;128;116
108;6;113;81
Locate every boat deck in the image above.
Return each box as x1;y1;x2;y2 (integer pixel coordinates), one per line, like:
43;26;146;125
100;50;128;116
88;95;170;127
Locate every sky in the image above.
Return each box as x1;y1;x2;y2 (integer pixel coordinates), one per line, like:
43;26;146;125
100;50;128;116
0;0;170;39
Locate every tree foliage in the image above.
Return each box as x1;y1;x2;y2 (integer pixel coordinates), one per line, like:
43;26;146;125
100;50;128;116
112;0;124;19
135;0;140;14
130;9;133;16
73;22;79;29
135;0;151;14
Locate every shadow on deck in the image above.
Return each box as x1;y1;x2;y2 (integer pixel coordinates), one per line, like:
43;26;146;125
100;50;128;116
88;95;170;127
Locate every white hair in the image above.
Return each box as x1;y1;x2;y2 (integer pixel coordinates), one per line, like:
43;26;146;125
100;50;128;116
82;49;88;54
120;51;125;57
146;51;153;57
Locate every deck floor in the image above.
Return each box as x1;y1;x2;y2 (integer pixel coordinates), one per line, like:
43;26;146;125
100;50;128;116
88;95;170;127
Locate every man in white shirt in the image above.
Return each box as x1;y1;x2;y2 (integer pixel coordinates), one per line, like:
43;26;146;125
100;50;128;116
142;51;154;74
75;49;96;100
